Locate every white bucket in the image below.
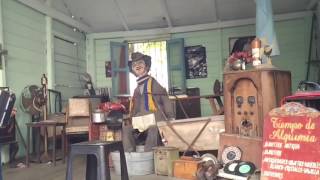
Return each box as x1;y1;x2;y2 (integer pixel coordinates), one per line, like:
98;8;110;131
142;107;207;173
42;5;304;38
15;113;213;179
111;151;154;175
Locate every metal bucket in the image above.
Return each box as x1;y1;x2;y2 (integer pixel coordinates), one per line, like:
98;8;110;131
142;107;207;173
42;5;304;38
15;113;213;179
111;151;154;175
92;110;106;123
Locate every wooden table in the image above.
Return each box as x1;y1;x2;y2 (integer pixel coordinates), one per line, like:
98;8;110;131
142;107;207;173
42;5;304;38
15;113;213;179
26;121;66;167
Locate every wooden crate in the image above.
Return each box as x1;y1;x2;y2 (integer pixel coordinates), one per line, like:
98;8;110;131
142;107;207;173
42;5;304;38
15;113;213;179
219;132;262;169
154;147;179;176
157;115;225;151
173;156;203;180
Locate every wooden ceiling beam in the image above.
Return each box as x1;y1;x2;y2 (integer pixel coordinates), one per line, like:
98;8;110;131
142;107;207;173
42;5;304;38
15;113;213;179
212;0;219;22
306;0;320;10
112;0;130;31
160;0;173;27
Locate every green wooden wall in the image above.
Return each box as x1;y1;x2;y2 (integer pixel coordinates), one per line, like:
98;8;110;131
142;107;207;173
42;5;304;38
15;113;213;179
1;0;87;161
171;30;223;116
91;16;312;117
53;20;87;105
94;38;123;88
2;0;46;160
172;17;312;116
220;17;312;90
272;18;312;88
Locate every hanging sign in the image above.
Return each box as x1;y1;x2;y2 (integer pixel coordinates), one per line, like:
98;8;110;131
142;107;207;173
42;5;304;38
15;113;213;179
261;102;320;180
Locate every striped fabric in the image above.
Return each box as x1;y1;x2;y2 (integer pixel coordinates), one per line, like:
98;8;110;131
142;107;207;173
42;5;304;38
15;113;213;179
143;78;157;112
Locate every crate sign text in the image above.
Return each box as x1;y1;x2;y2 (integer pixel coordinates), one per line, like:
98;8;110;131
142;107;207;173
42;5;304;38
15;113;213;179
261;102;320;180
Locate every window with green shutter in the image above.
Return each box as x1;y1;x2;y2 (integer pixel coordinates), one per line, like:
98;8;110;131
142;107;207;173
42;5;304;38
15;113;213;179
110;41;129;99
166;38;186;94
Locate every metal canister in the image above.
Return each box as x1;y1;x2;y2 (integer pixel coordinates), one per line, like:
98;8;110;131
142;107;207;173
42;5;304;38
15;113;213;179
153;146;179;176
92;109;107;123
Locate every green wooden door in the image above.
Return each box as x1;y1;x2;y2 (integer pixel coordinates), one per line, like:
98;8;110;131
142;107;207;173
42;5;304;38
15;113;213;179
110;41;129;98
167;38;186;94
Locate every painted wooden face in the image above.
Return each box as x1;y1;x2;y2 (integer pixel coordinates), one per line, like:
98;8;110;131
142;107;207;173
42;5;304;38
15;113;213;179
132;59;147;77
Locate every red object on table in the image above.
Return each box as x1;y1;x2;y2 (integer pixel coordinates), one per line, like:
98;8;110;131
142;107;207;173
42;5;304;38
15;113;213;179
281;80;320;110
89;102;125;141
281;91;320;112
281;91;320;104
99;102;126;112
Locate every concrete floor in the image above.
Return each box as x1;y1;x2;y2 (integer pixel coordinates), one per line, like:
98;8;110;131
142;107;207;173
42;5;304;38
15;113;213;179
3;157;181;180
3;155;261;180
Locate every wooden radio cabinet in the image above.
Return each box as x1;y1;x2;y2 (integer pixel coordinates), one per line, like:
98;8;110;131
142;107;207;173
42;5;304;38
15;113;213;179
223;69;291;137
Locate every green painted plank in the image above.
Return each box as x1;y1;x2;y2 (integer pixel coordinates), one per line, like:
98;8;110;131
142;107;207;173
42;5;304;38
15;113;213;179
4;31;45;54
4;0;45;22
53;20;85;41
5;45;45;62
54;53;84;65
54;62;85;74
3;19;45;42
94;38;123;87
2;0;47;160
3;8;45;33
